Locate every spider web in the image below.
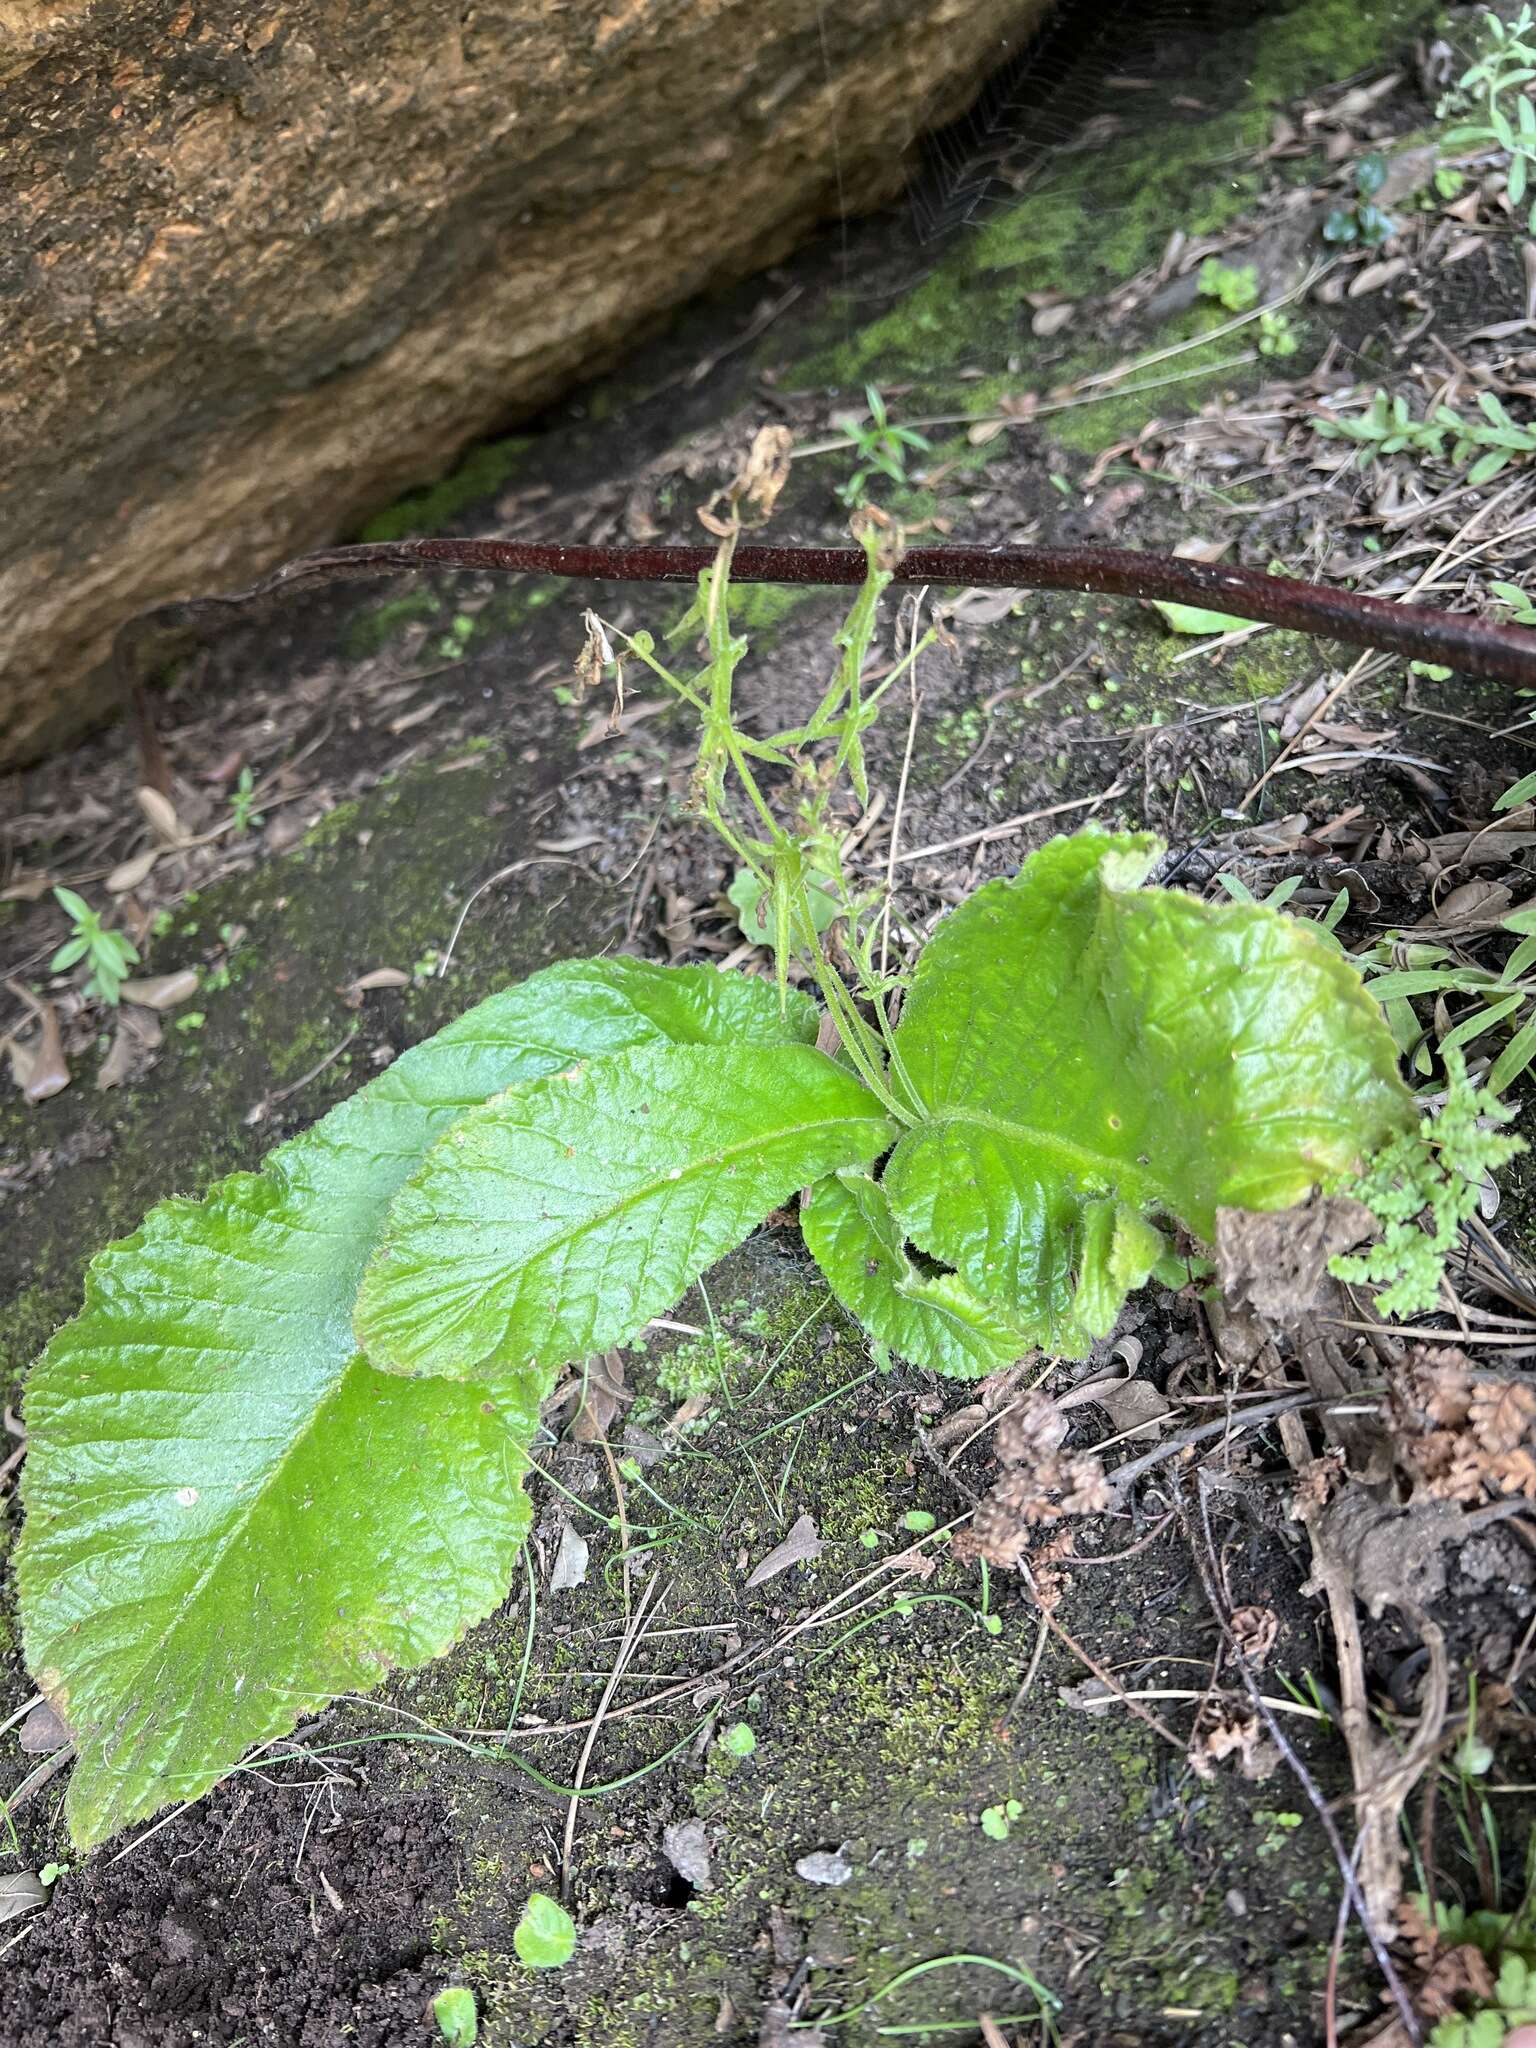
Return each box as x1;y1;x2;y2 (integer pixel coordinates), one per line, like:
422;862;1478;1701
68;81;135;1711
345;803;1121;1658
904;0;1233;245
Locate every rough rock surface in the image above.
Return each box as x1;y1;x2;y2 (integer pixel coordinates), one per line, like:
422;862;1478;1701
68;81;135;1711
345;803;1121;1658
0;0;1050;766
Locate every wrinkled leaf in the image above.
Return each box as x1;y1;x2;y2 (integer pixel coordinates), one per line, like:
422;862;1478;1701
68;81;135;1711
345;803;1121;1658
884;833;1412;1352
357;1044;894;1380
801;1170;1032;1379
19;958;808;1849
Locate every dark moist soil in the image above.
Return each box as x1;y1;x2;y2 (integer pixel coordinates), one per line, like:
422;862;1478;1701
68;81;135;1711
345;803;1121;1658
7;1;1536;2043
8;1783;458;2048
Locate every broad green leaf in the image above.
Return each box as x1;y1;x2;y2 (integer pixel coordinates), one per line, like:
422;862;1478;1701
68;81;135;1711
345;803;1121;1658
356;1043;895;1379
19;957;808;1848
514;1892;577;1969
434;1988;479;2044
883;832;1413;1351
801;1170;1034;1379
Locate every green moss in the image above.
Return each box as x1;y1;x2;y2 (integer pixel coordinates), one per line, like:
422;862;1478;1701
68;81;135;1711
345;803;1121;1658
358;436;531;542
1247;0;1441;104
787;0;1439;477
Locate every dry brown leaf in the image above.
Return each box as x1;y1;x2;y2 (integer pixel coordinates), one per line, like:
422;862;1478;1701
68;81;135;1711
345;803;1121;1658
1229;1604;1280;1669
735;425;795;523
571;1350;628;1445
106;846;162;894
1349;255;1410;296
549;1516;590;1593
136;784;184;843
1491;1446;1536;1498
576;609;615;699
996;1392;1069;1468
18;1699;69;1755
117;969;200;1011
1469;1379;1536;1455
19;1001;70;1103
1215;1196;1374;1322
1087;1372;1169;1444
1031;300;1077;337
1060;1454;1111;1514
953;1469;1051;1568
344;967;412;1000
745;1512;823;1587
1187;1697;1278;1781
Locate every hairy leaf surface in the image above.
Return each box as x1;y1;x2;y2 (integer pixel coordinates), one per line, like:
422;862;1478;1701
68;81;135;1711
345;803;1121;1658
885;832;1413;1350
356;1045;896;1379
801;1171;1033;1379
20;958;805;1847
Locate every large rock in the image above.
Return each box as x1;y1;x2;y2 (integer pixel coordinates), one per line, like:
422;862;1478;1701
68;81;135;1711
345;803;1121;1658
0;0;1051;767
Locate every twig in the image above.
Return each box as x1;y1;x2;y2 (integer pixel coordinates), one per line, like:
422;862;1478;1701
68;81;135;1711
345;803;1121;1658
894;785;1129;865
560;1576;662;1902
1186;1475;1424;2046
1018;1579;1185;1752
115;533;1536;740
244;1022;360;1125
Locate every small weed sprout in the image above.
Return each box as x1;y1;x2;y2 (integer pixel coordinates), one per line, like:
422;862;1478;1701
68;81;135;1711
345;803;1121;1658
1258;308;1299;358
1330;1051;1522;1317
1493;579;1536;627
513;1893;577;1970
1323;150;1397;247
834;384;930;508
228;765;265;835
1421;1832;1536;2045
1197;257;1260;312
433;1986;479;2044
49;886;139;1007
979;1798;1023;1841
1315;388;1536;486
1443;4;1536;234
1323;150;1398;247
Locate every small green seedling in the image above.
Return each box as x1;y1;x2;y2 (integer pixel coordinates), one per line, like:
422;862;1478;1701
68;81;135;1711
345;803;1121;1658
1316;389;1536;485
1258;308;1299;358
1493;580;1536;627
901;1510;937;1534
513;1893;577;1970
1197;258;1260;312
1323;151;1397;247
980;1799;1024;1841
718;1721;757;1759
834;385;930;508
36;1862;70;1887
1443;4;1536;235
50;886;140;1007
433;1985;479;2044
228;766;264;836
438;611;476;659
1331;1052;1520;1314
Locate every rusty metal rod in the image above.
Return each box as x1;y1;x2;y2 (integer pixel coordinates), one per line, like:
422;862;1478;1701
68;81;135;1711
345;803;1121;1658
117;535;1536;766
